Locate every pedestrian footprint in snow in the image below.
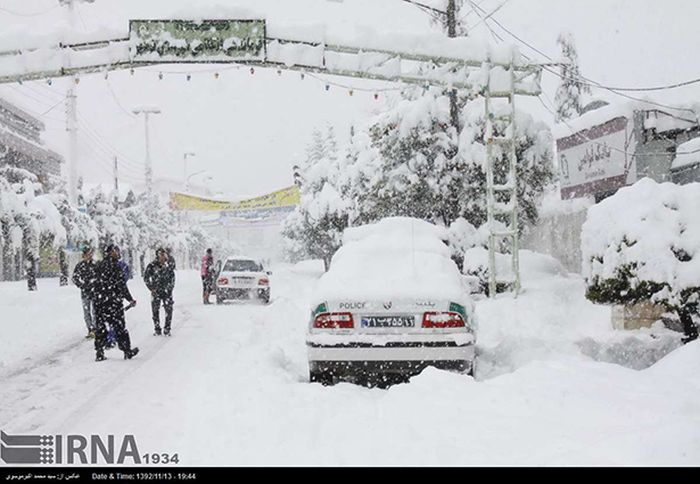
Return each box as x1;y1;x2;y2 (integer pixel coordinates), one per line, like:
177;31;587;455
144;247;176;336
92;244;139;362
71;245;97;339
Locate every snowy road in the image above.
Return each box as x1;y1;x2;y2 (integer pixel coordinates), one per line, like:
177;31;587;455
0;262;698;465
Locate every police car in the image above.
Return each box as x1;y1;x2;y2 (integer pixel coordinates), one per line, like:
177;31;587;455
215;256;271;304
306;217;477;385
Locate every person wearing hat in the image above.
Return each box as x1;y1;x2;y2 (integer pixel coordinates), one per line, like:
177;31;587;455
144;247;176;336
72;245;97;338
92;244;139;361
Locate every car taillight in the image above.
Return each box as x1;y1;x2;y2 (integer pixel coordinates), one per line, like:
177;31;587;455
218;277;229;285
313;312;354;329
259;277;269;286
422;312;465;328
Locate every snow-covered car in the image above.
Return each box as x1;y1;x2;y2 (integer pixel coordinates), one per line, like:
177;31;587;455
215;256;271;304
306;217;477;385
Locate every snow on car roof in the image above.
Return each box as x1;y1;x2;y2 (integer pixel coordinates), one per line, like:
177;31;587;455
224;255;261;262
313;217;468;303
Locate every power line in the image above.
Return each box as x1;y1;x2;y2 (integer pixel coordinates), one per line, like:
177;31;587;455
77;131;143;175
0;4;60;17
465;0;504;43
104;78;136;119
401;0;448;17
480;14;700;114
458;0;490;23
75;113;144;165
466;0;509;33
576;76;700;92
0;86;65;122
540;65;699;114
40;97;67;116
76;116;145;171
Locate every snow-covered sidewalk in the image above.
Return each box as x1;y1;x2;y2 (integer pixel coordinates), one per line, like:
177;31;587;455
0;259;697;465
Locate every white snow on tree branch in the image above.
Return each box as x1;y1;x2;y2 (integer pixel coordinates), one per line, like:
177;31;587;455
582;178;700;303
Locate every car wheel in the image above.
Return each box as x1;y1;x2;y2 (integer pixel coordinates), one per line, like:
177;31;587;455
260;289;270;305
216;293;224;305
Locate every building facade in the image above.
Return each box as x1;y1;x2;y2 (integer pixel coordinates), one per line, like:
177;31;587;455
556;102;700;202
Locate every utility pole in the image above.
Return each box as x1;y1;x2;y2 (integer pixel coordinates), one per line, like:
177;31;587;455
113;156;119;209
66;83;78;205
402;0;461;129
60;0;92;206
132;107;161;196
446;0;460;130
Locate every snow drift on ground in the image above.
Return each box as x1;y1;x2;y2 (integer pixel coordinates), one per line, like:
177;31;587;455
0;251;695;465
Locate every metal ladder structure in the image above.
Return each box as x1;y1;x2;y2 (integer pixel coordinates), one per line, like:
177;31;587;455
483;55;540;297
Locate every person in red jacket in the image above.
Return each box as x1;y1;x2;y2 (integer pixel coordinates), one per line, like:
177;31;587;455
201;248;215;305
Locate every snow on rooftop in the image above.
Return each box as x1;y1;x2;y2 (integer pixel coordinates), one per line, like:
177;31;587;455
672;136;700;169
553;100;699;140
552;102;636;140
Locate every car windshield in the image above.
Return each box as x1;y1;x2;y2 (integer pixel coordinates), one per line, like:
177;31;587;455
223;260;262;272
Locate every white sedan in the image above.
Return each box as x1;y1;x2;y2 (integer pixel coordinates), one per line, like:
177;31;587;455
215;256;271;304
306;217;477;386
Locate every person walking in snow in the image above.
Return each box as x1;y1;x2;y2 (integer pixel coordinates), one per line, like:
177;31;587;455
92;244;139;362
72;246;97;339
201;248;215;304
103;246;131;349
144;247;176;336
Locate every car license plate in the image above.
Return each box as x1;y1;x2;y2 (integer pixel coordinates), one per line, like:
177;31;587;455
361;315;415;328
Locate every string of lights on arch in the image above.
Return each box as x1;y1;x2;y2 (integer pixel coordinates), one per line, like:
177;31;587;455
35;63;432;100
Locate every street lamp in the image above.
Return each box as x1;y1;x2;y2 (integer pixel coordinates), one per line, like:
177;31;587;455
183;152;196;190
185;170;213;194
132;106;161;195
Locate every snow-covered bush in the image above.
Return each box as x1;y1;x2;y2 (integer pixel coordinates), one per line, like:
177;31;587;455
582;178;700;342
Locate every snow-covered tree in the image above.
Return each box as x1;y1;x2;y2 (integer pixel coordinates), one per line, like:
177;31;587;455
0;167;67;290
554;32;591;122
582;179;700;343
282;126;351;269
344;90;554;232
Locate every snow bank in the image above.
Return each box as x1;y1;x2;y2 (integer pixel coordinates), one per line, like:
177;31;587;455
582;178;700;295
646;339;700;380
2;264;697;466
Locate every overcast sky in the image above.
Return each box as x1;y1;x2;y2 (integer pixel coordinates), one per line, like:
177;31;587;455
0;0;698;198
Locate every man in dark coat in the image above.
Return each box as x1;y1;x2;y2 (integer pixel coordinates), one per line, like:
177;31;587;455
72;246;97;338
144;247;176;336
93;244;139;361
